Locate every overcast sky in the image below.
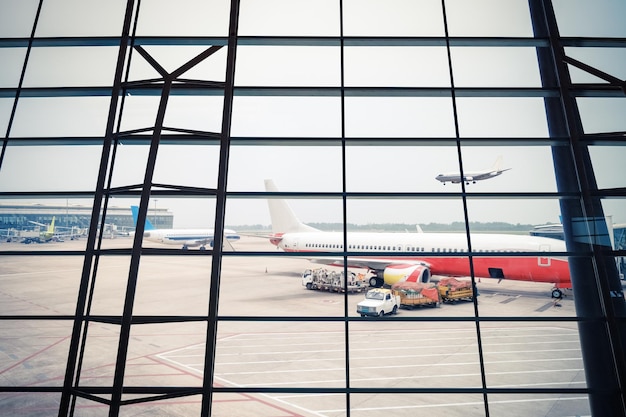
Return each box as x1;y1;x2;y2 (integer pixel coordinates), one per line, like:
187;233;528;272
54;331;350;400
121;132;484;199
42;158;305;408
0;0;624;228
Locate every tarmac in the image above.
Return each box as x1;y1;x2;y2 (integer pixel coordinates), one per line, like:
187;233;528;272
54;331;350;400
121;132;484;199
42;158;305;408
0;236;590;416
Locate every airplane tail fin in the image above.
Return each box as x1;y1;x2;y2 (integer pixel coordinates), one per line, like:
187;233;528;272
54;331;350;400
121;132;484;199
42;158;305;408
264;179;320;234
130;205;155;230
48;217;55;234
492;155;503;171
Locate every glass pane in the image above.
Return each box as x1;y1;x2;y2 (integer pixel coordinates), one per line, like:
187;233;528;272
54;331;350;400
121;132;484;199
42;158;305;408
345;97;455;138
0;98;13;134
136;0;230;36
10;98;111;137
0;321;71;386
343;0;444;36
215;321;347;387
23;47;119;87
482;322;585;387
35;0;126;37
0;393;61;416
350;393;486;416
346;145;459;192
349;321;483;388
577;98;626;135
125;323;207;388
344;47;450;87
235;46;340;87
227;146;343;192
220;254;350;317
446;0;532;37
0;0;39;37
0;145;101;192
566;47;626;85
231;97;342;137
133;257;211;316
456;98;549;138
238;0;339;36
0;48;27;88
589;146;626;190
0;198;91;249
553;0;626;37
0;254;83;313
489;394;590;416
451;47;541;87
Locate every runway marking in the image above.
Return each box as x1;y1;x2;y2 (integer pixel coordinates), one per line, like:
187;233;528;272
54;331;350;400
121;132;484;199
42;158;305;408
154;326;585;415
0;336;68;376
229;367;585;387
216;357;583;376
318;396;589;413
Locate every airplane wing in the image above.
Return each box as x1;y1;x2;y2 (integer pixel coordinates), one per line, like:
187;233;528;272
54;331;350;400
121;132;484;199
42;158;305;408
309;255;430;272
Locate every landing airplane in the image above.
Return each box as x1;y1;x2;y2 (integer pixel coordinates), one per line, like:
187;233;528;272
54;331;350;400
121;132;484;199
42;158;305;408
130;206;240;250
436;156;511;185
265;179;571;298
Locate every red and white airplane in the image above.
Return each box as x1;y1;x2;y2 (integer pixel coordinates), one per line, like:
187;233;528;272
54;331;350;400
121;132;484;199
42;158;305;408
265;179;571;298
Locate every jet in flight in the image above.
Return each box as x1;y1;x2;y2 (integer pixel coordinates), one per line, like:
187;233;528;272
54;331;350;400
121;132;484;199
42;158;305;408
264;179;571;298
130;206;240;250
436;156;511;185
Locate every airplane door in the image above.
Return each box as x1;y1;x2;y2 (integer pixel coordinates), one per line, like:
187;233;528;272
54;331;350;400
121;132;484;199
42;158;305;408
538;244;551;267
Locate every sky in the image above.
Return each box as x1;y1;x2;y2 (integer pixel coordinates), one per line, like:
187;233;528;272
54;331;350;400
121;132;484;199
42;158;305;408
0;0;625;229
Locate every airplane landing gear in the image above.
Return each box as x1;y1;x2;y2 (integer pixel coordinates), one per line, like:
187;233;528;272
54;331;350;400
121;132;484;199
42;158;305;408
551;288;563;299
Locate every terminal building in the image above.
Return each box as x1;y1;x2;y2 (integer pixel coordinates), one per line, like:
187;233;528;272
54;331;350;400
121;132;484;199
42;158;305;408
0;203;173;238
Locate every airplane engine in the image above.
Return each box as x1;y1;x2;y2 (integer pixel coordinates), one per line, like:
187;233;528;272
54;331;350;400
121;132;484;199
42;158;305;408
382;264;431;286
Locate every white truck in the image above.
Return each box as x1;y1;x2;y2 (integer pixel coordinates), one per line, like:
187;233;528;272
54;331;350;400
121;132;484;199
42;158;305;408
302;268;369;293
357;288;400;317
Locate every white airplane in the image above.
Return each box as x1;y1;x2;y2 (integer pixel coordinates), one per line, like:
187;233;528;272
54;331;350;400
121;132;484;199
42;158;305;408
265;179;571;298
130;206;240;250
435;156;511;185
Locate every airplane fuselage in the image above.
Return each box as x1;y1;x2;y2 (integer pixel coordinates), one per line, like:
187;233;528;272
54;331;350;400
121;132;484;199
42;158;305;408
436;170;503;184
143;228;240;247
273;231;571;287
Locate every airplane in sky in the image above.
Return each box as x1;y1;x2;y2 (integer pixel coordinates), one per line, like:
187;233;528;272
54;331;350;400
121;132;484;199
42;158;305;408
264;179;571;298
130;206;240;250
435;156;511;185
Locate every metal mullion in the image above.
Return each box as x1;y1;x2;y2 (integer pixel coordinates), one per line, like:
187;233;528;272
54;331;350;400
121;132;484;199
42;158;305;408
338;1;351;415
201;0;240;415
58;0;137;415
1;0;43;170
441;1;490;416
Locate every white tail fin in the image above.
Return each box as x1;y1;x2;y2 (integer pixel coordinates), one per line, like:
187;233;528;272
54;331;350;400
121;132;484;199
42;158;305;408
492;155;503;171
264;179;320;234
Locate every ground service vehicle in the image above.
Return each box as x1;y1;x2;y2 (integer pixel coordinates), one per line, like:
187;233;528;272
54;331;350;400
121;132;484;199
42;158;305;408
357;288;400;317
391;282;441;308
302;268;369;293
437;277;475;303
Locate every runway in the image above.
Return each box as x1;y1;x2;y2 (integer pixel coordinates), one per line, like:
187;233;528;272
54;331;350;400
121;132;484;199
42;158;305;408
0;236;589;416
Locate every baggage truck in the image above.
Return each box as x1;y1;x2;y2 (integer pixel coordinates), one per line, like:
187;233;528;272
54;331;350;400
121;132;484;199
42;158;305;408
302;268;369;293
437;277;475;303
391;282;441;309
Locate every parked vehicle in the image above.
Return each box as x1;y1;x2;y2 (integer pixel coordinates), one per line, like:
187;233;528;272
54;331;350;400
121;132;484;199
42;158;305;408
357;288;400;317
391;282;441;308
302;268;369;293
